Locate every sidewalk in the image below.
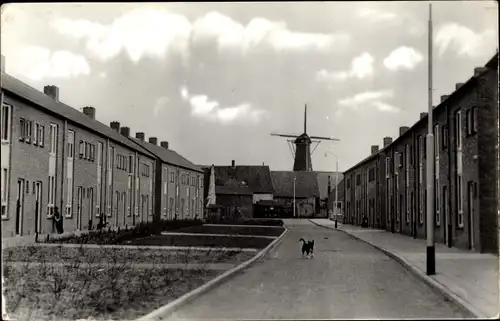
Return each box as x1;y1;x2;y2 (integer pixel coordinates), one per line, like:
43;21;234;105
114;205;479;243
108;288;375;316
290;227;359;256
310;219;499;319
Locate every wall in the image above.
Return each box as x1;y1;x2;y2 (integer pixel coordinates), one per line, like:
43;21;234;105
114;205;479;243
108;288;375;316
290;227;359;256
253;193;273;204
216;194;253;218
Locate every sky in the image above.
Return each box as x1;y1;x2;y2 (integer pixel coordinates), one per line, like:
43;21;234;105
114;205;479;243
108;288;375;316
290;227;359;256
1;1;498;172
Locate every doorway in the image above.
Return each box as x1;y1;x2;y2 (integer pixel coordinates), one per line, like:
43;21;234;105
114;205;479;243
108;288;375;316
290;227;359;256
76;187;83;230
16;179;24;235
467;182;475;250
34;181;42;235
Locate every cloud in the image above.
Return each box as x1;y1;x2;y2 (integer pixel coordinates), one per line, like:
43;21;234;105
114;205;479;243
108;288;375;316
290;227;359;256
435;23;497;58
51;8;350;62
357;8;398;23
181;86;267;124
4;45;90;80
384;46;424;71
338;90;399;113
316;52;374;83
153;96;169;116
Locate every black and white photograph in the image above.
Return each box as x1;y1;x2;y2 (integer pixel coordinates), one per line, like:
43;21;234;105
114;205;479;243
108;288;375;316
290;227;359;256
1;1;499;320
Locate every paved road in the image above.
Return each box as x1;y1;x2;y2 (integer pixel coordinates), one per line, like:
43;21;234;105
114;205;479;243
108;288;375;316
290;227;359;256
165;219;473;320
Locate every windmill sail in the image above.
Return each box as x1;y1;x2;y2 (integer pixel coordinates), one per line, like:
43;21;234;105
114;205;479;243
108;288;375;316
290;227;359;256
206;164;216;207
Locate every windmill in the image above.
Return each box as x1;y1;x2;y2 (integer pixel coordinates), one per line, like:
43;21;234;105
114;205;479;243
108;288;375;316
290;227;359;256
271;104;340;172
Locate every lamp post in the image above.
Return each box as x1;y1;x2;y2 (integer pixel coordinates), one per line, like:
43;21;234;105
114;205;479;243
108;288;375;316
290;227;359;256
293;176;296;218
426;2;436;276
325;151;339;228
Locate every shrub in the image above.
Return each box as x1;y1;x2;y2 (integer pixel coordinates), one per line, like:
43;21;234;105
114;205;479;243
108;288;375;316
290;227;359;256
205;218;284;227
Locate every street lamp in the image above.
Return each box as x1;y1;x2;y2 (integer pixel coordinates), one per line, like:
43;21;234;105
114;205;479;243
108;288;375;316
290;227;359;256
325;151;339;228
426;3;436;276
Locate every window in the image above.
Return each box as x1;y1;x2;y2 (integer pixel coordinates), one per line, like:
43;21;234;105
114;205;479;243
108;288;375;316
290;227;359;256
38;125;45;147
129;155;134;174
97;142;103;167
356;174;361;186
457;174;463;227
1;104;12;142
66;178;73;217
49;124;58;155
442;125;448;150
47;175;56;216
435;179;440;226
385;157;390;178
368;168;375;182
170;171;175;183
90;144;95;161
19;118;26;141
79;141;84;158
22;120;32;143
1;168;8;218
455;110;462;150
141;163;150;177
84;142;89;160
34;123;39;145
67;130;75;159
200;177;203;188
115;191;119;217
466;107;477;136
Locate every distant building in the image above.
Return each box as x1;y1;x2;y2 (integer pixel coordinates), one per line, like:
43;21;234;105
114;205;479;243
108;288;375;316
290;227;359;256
270;171;320;218
200;160;274;219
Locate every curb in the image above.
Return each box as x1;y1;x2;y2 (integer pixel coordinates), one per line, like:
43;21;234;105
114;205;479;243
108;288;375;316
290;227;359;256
135;227;289;321
309;220;487;319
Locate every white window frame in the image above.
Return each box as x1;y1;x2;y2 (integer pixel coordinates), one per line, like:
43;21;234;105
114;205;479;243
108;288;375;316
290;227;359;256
66;178;73;217
1;168;9;219
67;130;75;159
1;103;12;143
34;123;39;145
456;110;462;150
49;123;57;155
385;157;390;178
47;175;56;217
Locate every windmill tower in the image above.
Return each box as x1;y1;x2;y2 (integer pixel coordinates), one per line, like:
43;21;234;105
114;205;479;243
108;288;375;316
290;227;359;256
271;105;340;172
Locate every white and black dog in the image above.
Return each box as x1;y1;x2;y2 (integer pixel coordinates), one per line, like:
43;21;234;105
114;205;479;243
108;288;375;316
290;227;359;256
299;238;315;258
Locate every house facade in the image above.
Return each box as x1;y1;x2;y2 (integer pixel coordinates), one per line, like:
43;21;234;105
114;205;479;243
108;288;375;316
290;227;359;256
271;171;320;218
1;74;157;239
340;54;498;253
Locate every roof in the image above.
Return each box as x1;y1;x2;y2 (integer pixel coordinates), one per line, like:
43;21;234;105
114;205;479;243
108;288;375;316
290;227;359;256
271;171;320;198
129;137;202;172
1;72;155;159
213;166;275;195
316;171;344;199
344;52;498;174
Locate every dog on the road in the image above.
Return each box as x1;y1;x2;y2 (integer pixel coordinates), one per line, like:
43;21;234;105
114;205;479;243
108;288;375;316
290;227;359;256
299;238;315;258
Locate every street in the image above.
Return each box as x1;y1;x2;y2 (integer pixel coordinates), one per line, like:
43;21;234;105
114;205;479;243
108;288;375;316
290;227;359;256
163;219;473;320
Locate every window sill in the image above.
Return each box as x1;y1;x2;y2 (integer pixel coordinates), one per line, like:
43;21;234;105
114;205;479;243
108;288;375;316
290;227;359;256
64;215;72;219
1;215;8;220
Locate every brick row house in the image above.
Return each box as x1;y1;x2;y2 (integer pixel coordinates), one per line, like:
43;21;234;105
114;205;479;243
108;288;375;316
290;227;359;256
340;54;498;253
129;135;204;222
1;71;204;240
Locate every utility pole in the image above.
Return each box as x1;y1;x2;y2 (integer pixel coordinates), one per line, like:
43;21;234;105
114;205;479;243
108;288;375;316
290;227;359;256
325;151;339;228
426;2;436;276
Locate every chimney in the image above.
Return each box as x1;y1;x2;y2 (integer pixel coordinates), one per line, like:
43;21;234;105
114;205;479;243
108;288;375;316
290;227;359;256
399;126;410;136
441;95;449;103
160;141;169;149
43;85;59;101
231;160;235;168
120;127;130;137
383;137;392;148
474;67;487;77
371;145;379;155
82;106;96;120
456;83;464;90
135;132;145;141
420;112;428;119
1;55;5;72
148;137;158;145
110;121;120;132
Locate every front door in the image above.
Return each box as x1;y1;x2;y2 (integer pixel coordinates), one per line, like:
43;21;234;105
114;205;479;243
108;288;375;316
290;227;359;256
88;188;94;227
443;186;449;245
76;187;83;230
16;179;24;235
35;181;42;234
468;182;475;250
